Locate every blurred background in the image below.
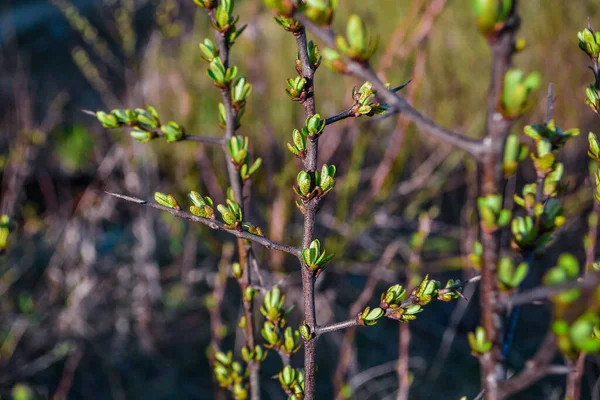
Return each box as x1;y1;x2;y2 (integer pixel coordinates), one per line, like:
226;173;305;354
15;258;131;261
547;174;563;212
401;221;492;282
1;0;600;399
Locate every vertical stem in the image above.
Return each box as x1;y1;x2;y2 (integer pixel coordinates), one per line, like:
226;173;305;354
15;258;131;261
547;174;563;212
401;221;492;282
208;8;260;399
479;4;519;399
294;26;319;400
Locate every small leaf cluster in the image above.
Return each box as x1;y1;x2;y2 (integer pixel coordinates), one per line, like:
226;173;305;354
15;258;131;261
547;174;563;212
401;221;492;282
188;191;215;219
217;199;243;229
543;254;581;306
553;313;600;357
497;257;528;292
228;136;262;181
294;164;336;201
213;350;250;400
96;106;185;142
350;82;388;117
241;344;267;364
301;239;334;272
578;27;600;59
287;115;326;158
278;365;305;399
154;192;180;210
260;288;301;356
500;69;541;119
0;214;10;251
477;194;511;232
588;132;600;202
295;40;321;75
301;0;337;26
547;255;600;357
209;0;246;45
335;15;378;62
471;0;513;36
468;326;492;356
502;133;529;177
524;120;580;176
378;284;421;323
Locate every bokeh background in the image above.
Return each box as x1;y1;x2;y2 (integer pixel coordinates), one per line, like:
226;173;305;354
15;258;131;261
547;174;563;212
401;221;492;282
1;0;600;399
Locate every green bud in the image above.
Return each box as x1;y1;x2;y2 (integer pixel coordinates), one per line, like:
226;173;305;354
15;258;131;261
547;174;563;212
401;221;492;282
497;257;528;291
244;286;257;303
336;14;378;61
279;365;297;390
96;111;120;129
232;262;243;279
501;69;541;118
304;114;326;137
589;132;600;161
154;192;180;209
217;204;236;226
299;322;314;341
282;327;301;354
274;15;302;33
232;76;252;108
160;121;184;142
261;320;281;347
135;107;160;129
302;0;337;26
587;85;600;113
130;129;155;143
577;28;600;59
472;0;512;35
380;284;407;309
112;108;137;124
296;171;313;197
359;306;385;326
468;326;492;356
254;345;267;362
199;38;219;62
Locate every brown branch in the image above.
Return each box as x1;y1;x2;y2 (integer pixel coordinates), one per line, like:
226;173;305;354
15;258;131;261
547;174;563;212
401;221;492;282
205;7;260;398
293;13;486;158
501;271;600;309
497;333;557;399
294;25;319;400
105;191;302;258
316;275;482;337
82;110;226;145
477;3;520;397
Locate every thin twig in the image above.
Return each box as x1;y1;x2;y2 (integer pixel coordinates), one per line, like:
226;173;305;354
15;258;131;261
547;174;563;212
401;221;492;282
315;275;482;336
105;191;302;258
205;7;260;397
82;109;226;145
293;13;486;158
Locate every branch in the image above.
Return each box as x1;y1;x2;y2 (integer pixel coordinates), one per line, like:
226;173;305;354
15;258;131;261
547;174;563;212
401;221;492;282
501;271;600;309
294;25;319;400
497;333;557;399
105;191;302;258
315;275;482;336
293;13;486;158
82;109;226;146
